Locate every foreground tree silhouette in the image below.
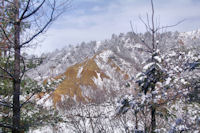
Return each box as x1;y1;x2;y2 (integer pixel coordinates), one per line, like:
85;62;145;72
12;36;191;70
0;0;71;132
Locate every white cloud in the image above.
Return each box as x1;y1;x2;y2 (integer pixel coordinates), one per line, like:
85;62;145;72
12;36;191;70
32;0;200;55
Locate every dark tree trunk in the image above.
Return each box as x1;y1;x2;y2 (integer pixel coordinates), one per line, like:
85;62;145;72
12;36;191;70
151;84;156;133
135;112;138;129
151;106;156;133
12;0;21;132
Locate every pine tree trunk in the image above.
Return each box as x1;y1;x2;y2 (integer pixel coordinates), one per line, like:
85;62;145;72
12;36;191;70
12;0;21;132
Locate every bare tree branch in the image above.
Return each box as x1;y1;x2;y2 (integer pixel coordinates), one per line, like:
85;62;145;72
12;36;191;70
151;0;155;50
146;13;151;29
130;21;152;51
20;1;55;47
20;0;46;20
20;92;36;108
139;15;150;32
155;19;185;32
19;0;31;20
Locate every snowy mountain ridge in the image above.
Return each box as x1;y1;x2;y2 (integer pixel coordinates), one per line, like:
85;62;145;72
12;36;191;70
28;30;200;106
29;30;200;79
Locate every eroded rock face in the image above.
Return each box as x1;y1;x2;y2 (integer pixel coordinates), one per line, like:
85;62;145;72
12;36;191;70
51;50;134;107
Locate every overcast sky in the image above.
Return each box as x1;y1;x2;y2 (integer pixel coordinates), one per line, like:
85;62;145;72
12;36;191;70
31;0;200;55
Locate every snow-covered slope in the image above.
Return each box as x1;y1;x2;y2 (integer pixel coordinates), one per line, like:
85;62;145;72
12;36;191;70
28;30;200;106
28;30;200;133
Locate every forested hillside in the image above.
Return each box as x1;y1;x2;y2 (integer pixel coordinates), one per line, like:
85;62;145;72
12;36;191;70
28;30;200;133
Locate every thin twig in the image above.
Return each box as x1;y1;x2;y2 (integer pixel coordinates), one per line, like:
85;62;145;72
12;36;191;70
155;19;185;32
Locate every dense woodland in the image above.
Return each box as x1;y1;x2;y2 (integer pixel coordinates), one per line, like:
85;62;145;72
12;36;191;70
0;0;200;133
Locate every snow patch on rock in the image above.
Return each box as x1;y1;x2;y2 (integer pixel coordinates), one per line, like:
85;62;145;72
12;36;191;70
93;72;104;89
77;66;83;78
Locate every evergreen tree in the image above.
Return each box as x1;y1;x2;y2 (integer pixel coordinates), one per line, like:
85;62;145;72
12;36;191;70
0;0;70;132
